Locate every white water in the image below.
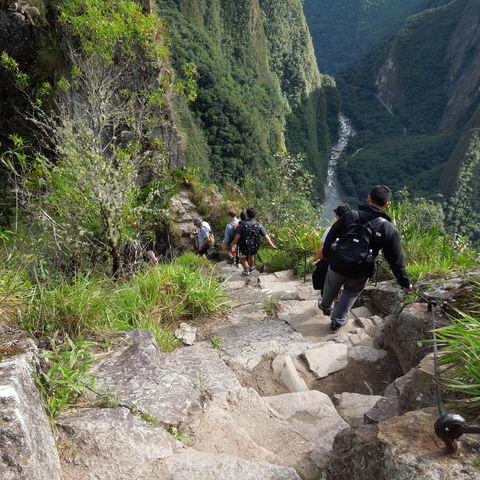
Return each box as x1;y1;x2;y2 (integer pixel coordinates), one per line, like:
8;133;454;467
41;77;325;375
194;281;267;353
320;113;356;225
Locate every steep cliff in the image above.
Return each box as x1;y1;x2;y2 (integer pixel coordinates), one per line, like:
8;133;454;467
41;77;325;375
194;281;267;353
157;0;332;196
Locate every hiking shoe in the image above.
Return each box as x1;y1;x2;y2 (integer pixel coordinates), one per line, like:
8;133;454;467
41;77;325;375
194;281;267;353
249;265;256;272
330;320;341;332
317;300;332;316
241;271;250;277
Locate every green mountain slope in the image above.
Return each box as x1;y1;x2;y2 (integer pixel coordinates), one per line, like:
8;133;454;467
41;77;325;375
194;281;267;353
157;0;334;196
303;0;441;74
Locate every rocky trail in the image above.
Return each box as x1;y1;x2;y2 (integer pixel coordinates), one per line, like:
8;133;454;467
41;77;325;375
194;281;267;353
2;263;480;479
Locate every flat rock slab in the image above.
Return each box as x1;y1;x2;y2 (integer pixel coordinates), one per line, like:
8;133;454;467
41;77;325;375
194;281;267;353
158;450;302;480
0;355;61;480
90;330;200;425
227;286;274;305
181;387;314;478
213;319;306;369
304;343;348;378
334;392;384;426
57;408;179;480
162;342;242;406
272;355;309;392
265;391;349;468
348;346;387;363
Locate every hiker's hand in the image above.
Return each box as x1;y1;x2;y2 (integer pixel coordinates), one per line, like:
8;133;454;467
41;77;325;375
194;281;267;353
308;257;315;264
272;244;278;250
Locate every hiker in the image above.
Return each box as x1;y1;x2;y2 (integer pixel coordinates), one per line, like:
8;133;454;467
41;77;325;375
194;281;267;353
309;203;351;294
192;218;213;256
319;185;411;331
145;250;158;264
232;207;277;276
222;209;240;263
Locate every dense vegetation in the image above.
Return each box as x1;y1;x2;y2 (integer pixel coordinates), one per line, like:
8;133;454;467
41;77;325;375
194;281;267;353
302;0;443;74
331;0;474;214
156;0;334;196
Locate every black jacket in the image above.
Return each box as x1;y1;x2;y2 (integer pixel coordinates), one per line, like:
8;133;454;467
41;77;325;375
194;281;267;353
323;205;410;287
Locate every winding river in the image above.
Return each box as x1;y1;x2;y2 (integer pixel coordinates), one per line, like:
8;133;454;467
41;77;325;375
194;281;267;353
320;113;356;225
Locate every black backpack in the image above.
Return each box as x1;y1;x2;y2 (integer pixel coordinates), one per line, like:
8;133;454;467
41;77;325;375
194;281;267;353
332;211;386;276
240;222;261;255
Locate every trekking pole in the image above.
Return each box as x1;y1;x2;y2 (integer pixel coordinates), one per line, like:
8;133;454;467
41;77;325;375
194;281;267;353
303;251;307;283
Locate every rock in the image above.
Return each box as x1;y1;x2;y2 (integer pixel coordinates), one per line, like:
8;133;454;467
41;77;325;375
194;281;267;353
174;322;197;345
0;356;61;480
57;408;179;480
272;355;309;392
365;283;404;314
371;315;385;329
354;316;378;337
158;449;302;480
334;392;384;426
348;346;387;363
265;390;349;468
89;330;200;425
273;270;296;281
327;409;480;480
213;319;306;370
304;343;348;378
384;303;448;373
351;306;373;319
181;387;315;478
364;395;400;424
162;342;243;406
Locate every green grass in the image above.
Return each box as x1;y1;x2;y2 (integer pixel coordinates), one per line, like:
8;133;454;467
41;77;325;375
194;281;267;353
20;254;228;351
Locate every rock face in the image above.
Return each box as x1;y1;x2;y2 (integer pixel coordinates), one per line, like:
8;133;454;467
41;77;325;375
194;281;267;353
57;408;179;480
326;409;480;480
0;356;61;480
384;303;448;373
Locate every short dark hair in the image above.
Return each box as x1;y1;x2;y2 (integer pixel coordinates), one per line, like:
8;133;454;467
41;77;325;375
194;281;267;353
240;210;247;221
369;185;392;206
333;203;351;217
192;218;201;226
227;209;237;218
246;207;256;219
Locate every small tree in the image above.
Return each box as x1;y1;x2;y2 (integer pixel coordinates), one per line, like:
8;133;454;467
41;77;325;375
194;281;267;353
1;0;181;275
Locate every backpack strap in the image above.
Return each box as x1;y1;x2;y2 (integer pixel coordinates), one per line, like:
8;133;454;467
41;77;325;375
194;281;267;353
366;216;388;252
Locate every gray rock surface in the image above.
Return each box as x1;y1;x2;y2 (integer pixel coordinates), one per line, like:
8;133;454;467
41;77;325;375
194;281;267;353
213;319;306;369
265;391;349;468
334;392;384;426
57;408;179;480
0;356;61;480
327;409;480;480
365;283;404;314
180;387;316;478
304;343;348;378
384;303;448;373
272;354;309;392
174;322;197;345
348;345;387;363
157;450;303;480
90;330;200;425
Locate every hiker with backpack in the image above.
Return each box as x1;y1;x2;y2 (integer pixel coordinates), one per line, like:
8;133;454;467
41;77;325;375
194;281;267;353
232;208;277;276
319;185;411;331
192;218;214;256
222;209;240;264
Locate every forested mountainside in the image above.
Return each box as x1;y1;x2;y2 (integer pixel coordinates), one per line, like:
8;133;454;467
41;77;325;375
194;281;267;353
309;0;480;243
156;0;336;195
302;0;446;74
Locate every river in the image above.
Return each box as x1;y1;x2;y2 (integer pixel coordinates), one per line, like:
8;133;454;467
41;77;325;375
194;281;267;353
320;113;356;225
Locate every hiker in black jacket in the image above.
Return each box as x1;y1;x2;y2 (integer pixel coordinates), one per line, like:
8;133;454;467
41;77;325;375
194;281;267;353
320;185;411;331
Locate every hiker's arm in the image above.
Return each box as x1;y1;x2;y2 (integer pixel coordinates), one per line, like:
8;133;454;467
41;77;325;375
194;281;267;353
308;245;324;263
382;231;410;288
232;233;241;245
263;234;277;249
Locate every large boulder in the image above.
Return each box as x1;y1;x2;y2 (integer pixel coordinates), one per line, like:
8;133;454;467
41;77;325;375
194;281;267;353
57;408;179;480
326;409;480;480
304;343;349;378
0;356;61;480
384;303;448;373
363;282;404;314
334;392;385;426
